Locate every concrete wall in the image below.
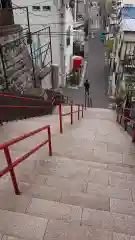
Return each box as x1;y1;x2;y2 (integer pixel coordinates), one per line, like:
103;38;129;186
124;32;135;42
0;29;35;92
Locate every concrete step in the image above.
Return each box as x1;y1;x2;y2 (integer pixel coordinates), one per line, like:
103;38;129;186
0;153;135;209
0;209;48;240
1;152;135;189
1;197;135;239
0;110;70;143
0;209;133;240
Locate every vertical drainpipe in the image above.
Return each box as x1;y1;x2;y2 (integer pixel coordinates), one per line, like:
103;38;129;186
26;6;36;88
74;0;77;22
60;0;66;86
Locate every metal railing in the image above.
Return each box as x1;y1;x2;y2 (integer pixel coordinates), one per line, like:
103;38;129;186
0;125;52;195
0;25;52;90
0;90;65;121
116;107;135;142
0;92;88;194
0;93;44;102
58;103;84;134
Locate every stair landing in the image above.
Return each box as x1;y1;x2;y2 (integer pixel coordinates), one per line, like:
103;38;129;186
0;108;135;240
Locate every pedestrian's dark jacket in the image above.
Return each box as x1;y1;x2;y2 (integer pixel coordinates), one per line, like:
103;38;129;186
84;82;90;91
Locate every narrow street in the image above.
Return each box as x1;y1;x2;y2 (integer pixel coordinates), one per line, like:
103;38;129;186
87;29;109;108
63;2;109;108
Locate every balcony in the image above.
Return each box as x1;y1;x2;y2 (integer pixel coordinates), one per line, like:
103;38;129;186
123;55;135;73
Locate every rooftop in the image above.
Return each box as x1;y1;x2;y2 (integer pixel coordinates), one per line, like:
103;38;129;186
121;0;135;6
121;5;135;18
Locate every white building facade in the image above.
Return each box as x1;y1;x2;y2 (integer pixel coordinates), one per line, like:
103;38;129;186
12;0;74;87
109;2;135;96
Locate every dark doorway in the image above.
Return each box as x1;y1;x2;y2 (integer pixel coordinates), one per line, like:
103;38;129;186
1;0;12;8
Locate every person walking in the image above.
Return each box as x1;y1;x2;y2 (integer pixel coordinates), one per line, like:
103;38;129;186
84;79;90;95
84;79;92;107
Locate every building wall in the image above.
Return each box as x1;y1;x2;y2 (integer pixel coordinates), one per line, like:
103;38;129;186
12;0;60;66
77;1;84;19
12;0;73;86
110;30;135;96
0;0;14;25
124;32;135;42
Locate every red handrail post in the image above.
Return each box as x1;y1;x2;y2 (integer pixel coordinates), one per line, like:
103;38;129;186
85;98;86;110
58;104;63;134
82;104;84;118
47;126;52;156
119;114;122;124
133;127;135;142
116;112;119;122
4;147;20;195
124;119;127;131
78;105;80;120
71;104;73;124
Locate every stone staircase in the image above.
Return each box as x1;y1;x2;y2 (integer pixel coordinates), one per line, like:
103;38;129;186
1;108;135;240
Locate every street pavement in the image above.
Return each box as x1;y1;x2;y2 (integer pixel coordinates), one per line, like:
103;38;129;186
86;29;109;108
63;2;109;108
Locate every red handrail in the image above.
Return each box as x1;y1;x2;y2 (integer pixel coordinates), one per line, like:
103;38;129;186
0;93;44;101
117;107;135;142
0;105;49;108
58;103;84;134
0;94;69;109
0;125;52;195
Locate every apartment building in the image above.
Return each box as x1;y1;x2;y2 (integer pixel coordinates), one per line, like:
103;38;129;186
12;0;74;86
109;1;135;95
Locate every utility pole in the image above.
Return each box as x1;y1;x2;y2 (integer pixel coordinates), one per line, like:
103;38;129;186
59;0;66;87
26;7;36;88
76;0;79;20
85;0;89;21
84;0;90;59
74;0;77;21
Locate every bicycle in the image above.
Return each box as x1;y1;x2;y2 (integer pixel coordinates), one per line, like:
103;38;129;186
85;91;92;108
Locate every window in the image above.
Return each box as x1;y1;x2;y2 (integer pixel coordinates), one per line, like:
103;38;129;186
32;6;41;11
43;6;51;11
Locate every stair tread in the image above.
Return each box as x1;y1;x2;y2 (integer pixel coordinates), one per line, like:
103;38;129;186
0;209;48;240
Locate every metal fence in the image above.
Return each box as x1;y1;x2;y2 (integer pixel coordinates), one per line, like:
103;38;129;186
0;25;52;92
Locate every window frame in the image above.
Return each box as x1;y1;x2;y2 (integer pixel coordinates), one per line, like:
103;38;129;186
32;5;41;11
42;5;51;11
